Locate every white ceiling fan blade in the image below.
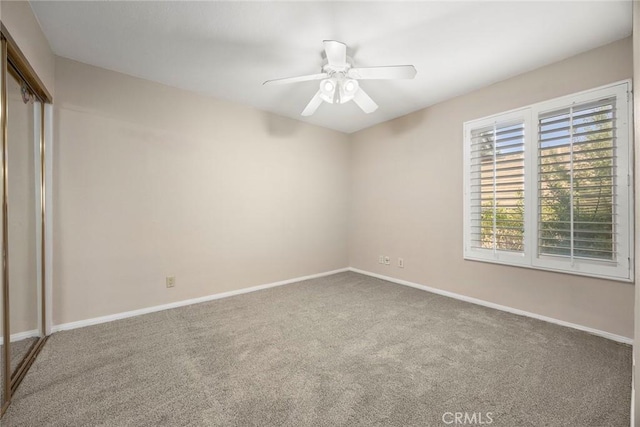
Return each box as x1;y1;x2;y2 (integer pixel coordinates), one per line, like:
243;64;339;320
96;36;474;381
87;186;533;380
353;88;378;114
301;91;324;116
348;65;417;80
324;40;347;68
263;73;328;86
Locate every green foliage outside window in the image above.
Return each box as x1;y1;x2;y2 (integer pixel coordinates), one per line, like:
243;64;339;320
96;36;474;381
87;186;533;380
479;109;614;261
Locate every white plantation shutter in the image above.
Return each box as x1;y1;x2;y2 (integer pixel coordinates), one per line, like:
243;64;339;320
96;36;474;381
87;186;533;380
469;121;525;253
537;98;617;261
464;81;632;281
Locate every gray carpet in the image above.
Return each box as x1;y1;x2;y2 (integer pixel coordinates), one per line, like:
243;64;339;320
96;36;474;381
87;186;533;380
0;336;38;393
2;272;631;426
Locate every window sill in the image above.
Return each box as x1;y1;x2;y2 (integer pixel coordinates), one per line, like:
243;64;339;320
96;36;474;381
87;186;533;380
463;253;633;283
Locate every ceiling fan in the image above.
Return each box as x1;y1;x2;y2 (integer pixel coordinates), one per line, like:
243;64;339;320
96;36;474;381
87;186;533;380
263;40;417;116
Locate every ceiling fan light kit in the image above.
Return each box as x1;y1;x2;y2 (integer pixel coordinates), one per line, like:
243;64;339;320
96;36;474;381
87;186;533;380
264;40;417;117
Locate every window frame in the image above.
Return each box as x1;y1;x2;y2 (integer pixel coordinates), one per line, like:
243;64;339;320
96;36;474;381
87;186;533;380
463;109;532;268
463;80;633;282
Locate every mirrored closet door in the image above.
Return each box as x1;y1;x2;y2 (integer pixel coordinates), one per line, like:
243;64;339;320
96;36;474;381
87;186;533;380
1;28;51;417
6;57;42;381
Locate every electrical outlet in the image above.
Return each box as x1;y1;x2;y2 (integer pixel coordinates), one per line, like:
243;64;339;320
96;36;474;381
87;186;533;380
384;256;391;265
378;255;384;264
398;258;404;268
166;276;175;288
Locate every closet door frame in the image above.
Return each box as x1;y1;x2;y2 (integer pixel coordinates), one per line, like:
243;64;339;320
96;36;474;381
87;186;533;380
0;23;52;417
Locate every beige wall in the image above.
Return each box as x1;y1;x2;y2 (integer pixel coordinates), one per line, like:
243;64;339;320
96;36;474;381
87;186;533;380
53;57;350;325
0;0;55;97
349;37;634;339
4;3;633;342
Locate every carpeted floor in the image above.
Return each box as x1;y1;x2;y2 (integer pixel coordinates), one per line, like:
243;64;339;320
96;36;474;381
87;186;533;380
0;337;38;393
2;272;631;426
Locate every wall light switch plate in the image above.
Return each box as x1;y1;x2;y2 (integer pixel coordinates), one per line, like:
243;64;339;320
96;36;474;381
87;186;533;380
166;276;176;288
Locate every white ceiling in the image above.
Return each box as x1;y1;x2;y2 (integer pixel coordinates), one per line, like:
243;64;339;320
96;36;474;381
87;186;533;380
31;1;632;134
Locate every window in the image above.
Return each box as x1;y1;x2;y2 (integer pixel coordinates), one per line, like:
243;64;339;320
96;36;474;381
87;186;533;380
464;82;632;281
469;118;526;254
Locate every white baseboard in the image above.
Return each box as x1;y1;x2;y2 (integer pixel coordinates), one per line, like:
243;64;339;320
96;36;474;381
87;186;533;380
52;268;350;333
50;266;633;346
0;329;40;346
349;267;633;345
